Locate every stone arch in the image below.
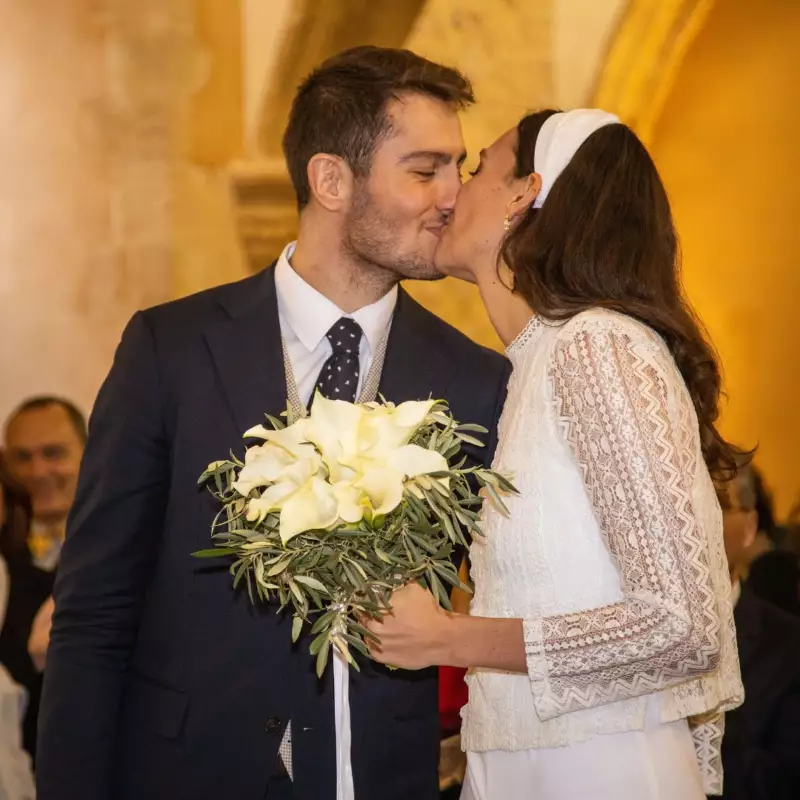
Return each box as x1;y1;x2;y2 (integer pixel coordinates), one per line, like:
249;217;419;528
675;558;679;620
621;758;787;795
596;0;799;514
593;0;715;143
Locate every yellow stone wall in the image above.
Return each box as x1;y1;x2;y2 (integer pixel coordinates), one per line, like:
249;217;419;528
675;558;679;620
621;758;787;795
171;0;249;300
647;0;800;516
0;0;189;419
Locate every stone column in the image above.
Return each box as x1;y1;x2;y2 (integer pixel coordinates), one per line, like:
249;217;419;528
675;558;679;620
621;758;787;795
0;0;194;420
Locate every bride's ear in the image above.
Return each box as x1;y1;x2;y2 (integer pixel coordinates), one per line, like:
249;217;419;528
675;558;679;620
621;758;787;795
506;173;542;223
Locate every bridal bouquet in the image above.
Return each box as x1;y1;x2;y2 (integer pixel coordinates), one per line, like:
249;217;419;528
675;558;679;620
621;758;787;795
195;394;515;677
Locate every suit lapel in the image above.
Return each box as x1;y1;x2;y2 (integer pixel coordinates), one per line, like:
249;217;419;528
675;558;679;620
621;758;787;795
204;266;288;435
377;288;453;404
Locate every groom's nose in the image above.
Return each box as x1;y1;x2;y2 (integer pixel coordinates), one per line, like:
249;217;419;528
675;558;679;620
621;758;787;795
437;169;462;214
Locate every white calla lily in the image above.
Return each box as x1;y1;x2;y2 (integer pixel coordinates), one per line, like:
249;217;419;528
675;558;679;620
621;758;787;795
357;407;411;456
356;467;405;517
233;437;322;497
305;394;365;481
246;481;296;523
245;418;315;460
356;400;437;461
332;481;366;524
392;399;438;429
244;453;325;522
386;444;448;478
242;423;274;440
278;475;339;544
232;443;294;495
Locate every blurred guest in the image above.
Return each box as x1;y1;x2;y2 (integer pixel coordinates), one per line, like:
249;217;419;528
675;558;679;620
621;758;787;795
747;550;800;617
715;466;800;799
0;465;29;560
0;464;38;797
27;596;54;673
3;396;87;568
738;466;776;573
780;493;800;557
0;396;86;761
750;467;776;540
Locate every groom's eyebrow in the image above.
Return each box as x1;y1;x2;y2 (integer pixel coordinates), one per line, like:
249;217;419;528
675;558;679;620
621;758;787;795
399;150;468;166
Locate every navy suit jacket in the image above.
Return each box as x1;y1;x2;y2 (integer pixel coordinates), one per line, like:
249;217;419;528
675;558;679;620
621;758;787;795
37;267;510;800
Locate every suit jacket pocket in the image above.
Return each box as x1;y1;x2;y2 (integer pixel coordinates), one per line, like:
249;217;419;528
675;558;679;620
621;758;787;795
126;672;188;740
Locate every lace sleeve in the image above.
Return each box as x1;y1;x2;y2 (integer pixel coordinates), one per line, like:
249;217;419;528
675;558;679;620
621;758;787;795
524;322;722;721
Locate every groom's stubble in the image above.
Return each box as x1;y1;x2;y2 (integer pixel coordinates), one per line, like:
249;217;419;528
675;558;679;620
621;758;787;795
341;178;448;291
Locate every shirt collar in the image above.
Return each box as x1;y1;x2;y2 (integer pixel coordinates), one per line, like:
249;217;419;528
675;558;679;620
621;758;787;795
274;241;398;355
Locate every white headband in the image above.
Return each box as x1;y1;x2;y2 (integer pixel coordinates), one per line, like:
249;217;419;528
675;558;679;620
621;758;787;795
533;109;621;208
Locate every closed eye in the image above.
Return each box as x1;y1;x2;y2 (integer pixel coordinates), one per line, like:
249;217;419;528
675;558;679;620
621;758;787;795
414;171;436;179
470;151;486;178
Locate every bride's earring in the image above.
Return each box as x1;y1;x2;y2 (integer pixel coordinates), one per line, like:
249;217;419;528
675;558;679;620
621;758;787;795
504;194;523;232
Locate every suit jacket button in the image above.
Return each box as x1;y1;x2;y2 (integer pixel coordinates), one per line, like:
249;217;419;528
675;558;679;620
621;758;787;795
265;717;282;733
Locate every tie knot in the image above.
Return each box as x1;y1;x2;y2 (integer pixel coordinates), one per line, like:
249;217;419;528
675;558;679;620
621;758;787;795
327;317;362;355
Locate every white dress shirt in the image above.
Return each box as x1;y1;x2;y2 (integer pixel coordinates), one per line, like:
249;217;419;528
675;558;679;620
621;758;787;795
274;242;397;800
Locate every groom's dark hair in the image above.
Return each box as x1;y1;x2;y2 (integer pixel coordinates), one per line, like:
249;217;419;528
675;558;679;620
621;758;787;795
283;46;473;209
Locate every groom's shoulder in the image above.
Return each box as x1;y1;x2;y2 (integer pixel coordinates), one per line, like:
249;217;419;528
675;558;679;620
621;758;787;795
405;292;507;375
139;265;273;331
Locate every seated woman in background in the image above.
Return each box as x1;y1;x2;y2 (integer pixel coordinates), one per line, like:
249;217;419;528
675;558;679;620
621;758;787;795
0;464;36;797
0;460;56;764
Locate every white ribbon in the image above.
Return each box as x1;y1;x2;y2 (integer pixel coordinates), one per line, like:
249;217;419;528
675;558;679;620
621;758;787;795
533;109;621;208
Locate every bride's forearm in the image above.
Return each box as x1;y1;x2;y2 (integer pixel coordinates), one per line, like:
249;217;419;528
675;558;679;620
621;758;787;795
435;613;528;673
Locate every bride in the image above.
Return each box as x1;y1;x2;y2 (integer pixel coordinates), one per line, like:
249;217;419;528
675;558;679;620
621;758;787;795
365;109;744;799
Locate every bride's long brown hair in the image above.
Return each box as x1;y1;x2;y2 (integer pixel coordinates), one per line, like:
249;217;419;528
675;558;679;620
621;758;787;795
501;110;746;481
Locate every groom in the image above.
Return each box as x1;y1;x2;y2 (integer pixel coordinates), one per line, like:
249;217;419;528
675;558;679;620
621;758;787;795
36;46;509;800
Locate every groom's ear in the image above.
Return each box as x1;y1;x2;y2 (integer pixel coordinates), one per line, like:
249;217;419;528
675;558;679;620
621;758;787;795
306;154;354;212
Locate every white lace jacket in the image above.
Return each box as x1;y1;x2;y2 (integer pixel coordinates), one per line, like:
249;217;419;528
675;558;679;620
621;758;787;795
461;309;743;795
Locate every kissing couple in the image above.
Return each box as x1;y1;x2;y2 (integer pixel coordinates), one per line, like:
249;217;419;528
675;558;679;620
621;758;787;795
38;46;742;800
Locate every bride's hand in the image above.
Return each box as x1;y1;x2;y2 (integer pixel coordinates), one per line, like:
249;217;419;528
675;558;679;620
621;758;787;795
364;582;452;670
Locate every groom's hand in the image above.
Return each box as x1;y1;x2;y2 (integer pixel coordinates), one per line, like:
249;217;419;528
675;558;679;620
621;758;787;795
364;582;453;670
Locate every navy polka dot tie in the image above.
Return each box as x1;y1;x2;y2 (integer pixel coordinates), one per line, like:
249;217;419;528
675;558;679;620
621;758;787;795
313;317;362;403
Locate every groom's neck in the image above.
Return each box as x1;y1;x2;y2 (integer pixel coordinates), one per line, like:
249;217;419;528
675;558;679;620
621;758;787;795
291;225;397;314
